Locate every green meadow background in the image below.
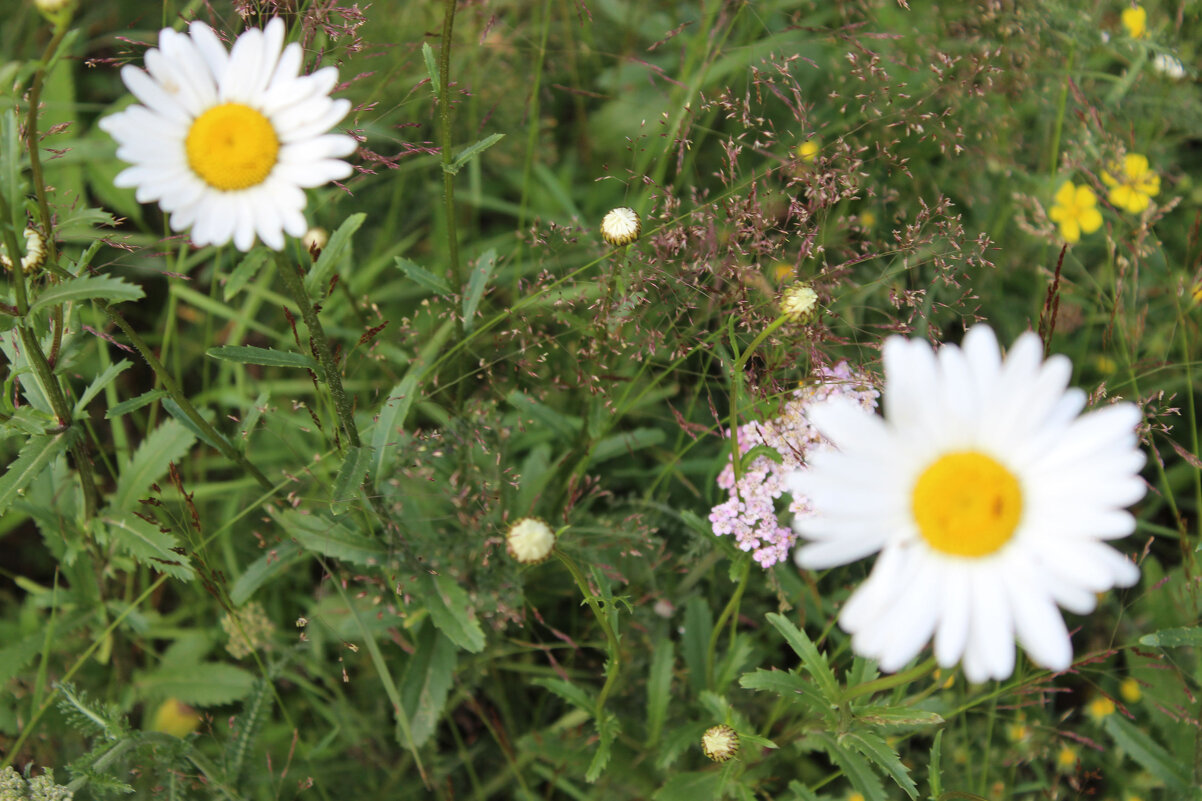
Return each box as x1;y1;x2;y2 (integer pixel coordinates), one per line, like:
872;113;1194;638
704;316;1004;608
2;1;1201;799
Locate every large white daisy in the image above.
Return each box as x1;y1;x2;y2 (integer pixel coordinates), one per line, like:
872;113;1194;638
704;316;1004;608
99;18;356;251
786;325;1146;683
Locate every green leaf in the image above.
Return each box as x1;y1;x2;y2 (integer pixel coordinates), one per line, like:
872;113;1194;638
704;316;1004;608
652;772;724;801
590;427;667;464
419;572;485;653
161;397;232;453
585;711;619;783
1103;712;1191;792
682;597;713;695
102;514;195;581
106;388;166;419
645;639;673;746
307;212;366;293
818;732;886;801
534;677;596;715
138;662;257;707
394;256;452;296
843;731;918;799
507;390;579;442
739;668;827;714
1139;626;1202;648
421;41;440;97
446;133;505;175
283;509;387;566
400;625;458;747
331;445;373;510
230;541;304;606
207;345;319;371
461;248;496;332
854;705;944;728
0;434;68;519
765;612;840;700
110;419;195;512
223;248;271;301
928;729;944;800
28;274;144;315
73;359;131;416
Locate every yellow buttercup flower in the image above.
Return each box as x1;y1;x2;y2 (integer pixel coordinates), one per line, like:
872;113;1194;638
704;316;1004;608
1121;5;1147;39
1048;181;1103;243
797;139;820;162
1056;744;1078;771
149;698;202;737
1088;695;1116;722
1119;676;1142;703
1102;153;1160;214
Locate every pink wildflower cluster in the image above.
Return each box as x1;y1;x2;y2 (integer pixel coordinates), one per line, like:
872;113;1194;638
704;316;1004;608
709;363;879;568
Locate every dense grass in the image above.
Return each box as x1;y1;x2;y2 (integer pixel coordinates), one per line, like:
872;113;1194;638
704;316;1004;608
2;1;1201;799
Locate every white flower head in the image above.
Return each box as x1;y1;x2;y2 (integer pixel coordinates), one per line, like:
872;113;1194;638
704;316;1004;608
1152;52;1186;80
787;325;1146;683
701;724;739;762
780;282;819;321
600;207;640;247
506;517;555;564
99;19;357;252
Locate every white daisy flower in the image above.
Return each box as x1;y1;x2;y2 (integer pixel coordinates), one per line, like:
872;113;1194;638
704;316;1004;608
786;325;1145;683
99;19;356;252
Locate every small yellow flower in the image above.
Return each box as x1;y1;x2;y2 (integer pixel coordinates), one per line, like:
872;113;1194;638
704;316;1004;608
1121;5;1147;39
701;724;739;762
1119;677;1142;703
771;261;794;283
1048;181;1103;243
859;210;876;228
506;517;555;564
1087;695;1116;722
1102;153;1160;214
600;207;641;247
1191;281;1202;305
1006;720;1030;743
797;139;820;162
149;698;202;737
1056;744;1078;771
780;282;819;322
847;793;867;801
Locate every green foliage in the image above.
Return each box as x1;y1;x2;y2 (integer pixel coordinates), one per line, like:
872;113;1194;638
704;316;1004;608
3;1;1201;800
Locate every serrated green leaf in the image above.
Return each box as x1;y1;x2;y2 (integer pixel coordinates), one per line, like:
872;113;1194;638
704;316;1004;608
854;705;944;728
1103;712;1190;792
138;662;256;707
207;346;319;370
739;668;827;714
331;445;372;509
461;248;496;332
585;712;619;782
534;677;596;715
29;274;144;315
223;248;271;300
766;612;840;700
73;359;131;416
421;42;439;96
419;572;485;653
0;434;68;519
102;514;194;580
1139;626;1202;648
446;132;505;175
928;729;944;800
106;388;166;419
400;626;458;747
161;397;231;453
307;212;366;293
394;256;452;296
110;419;195;511
818;732;886;801
230;541;304;606
843;731;918;799
283;509;386;566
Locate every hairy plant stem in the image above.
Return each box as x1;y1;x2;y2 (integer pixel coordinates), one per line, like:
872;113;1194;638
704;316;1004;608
437;0;468;418
555;549;622;717
274;251;360;449
705;557;751;690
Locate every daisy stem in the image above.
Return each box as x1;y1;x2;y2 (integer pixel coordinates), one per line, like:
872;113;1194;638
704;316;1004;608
274;252;361;450
705;558;751;690
554;550;622;717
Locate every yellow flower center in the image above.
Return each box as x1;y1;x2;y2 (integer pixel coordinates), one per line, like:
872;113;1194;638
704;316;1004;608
912;450;1022;557
185;103;279;191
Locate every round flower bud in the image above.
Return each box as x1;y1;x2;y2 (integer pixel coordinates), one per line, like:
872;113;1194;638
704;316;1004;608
1;228;47;274
303;226;329;258
36;0;75;19
780;282;818;322
506;517;555;564
600;207;641;247
701;724;739;762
